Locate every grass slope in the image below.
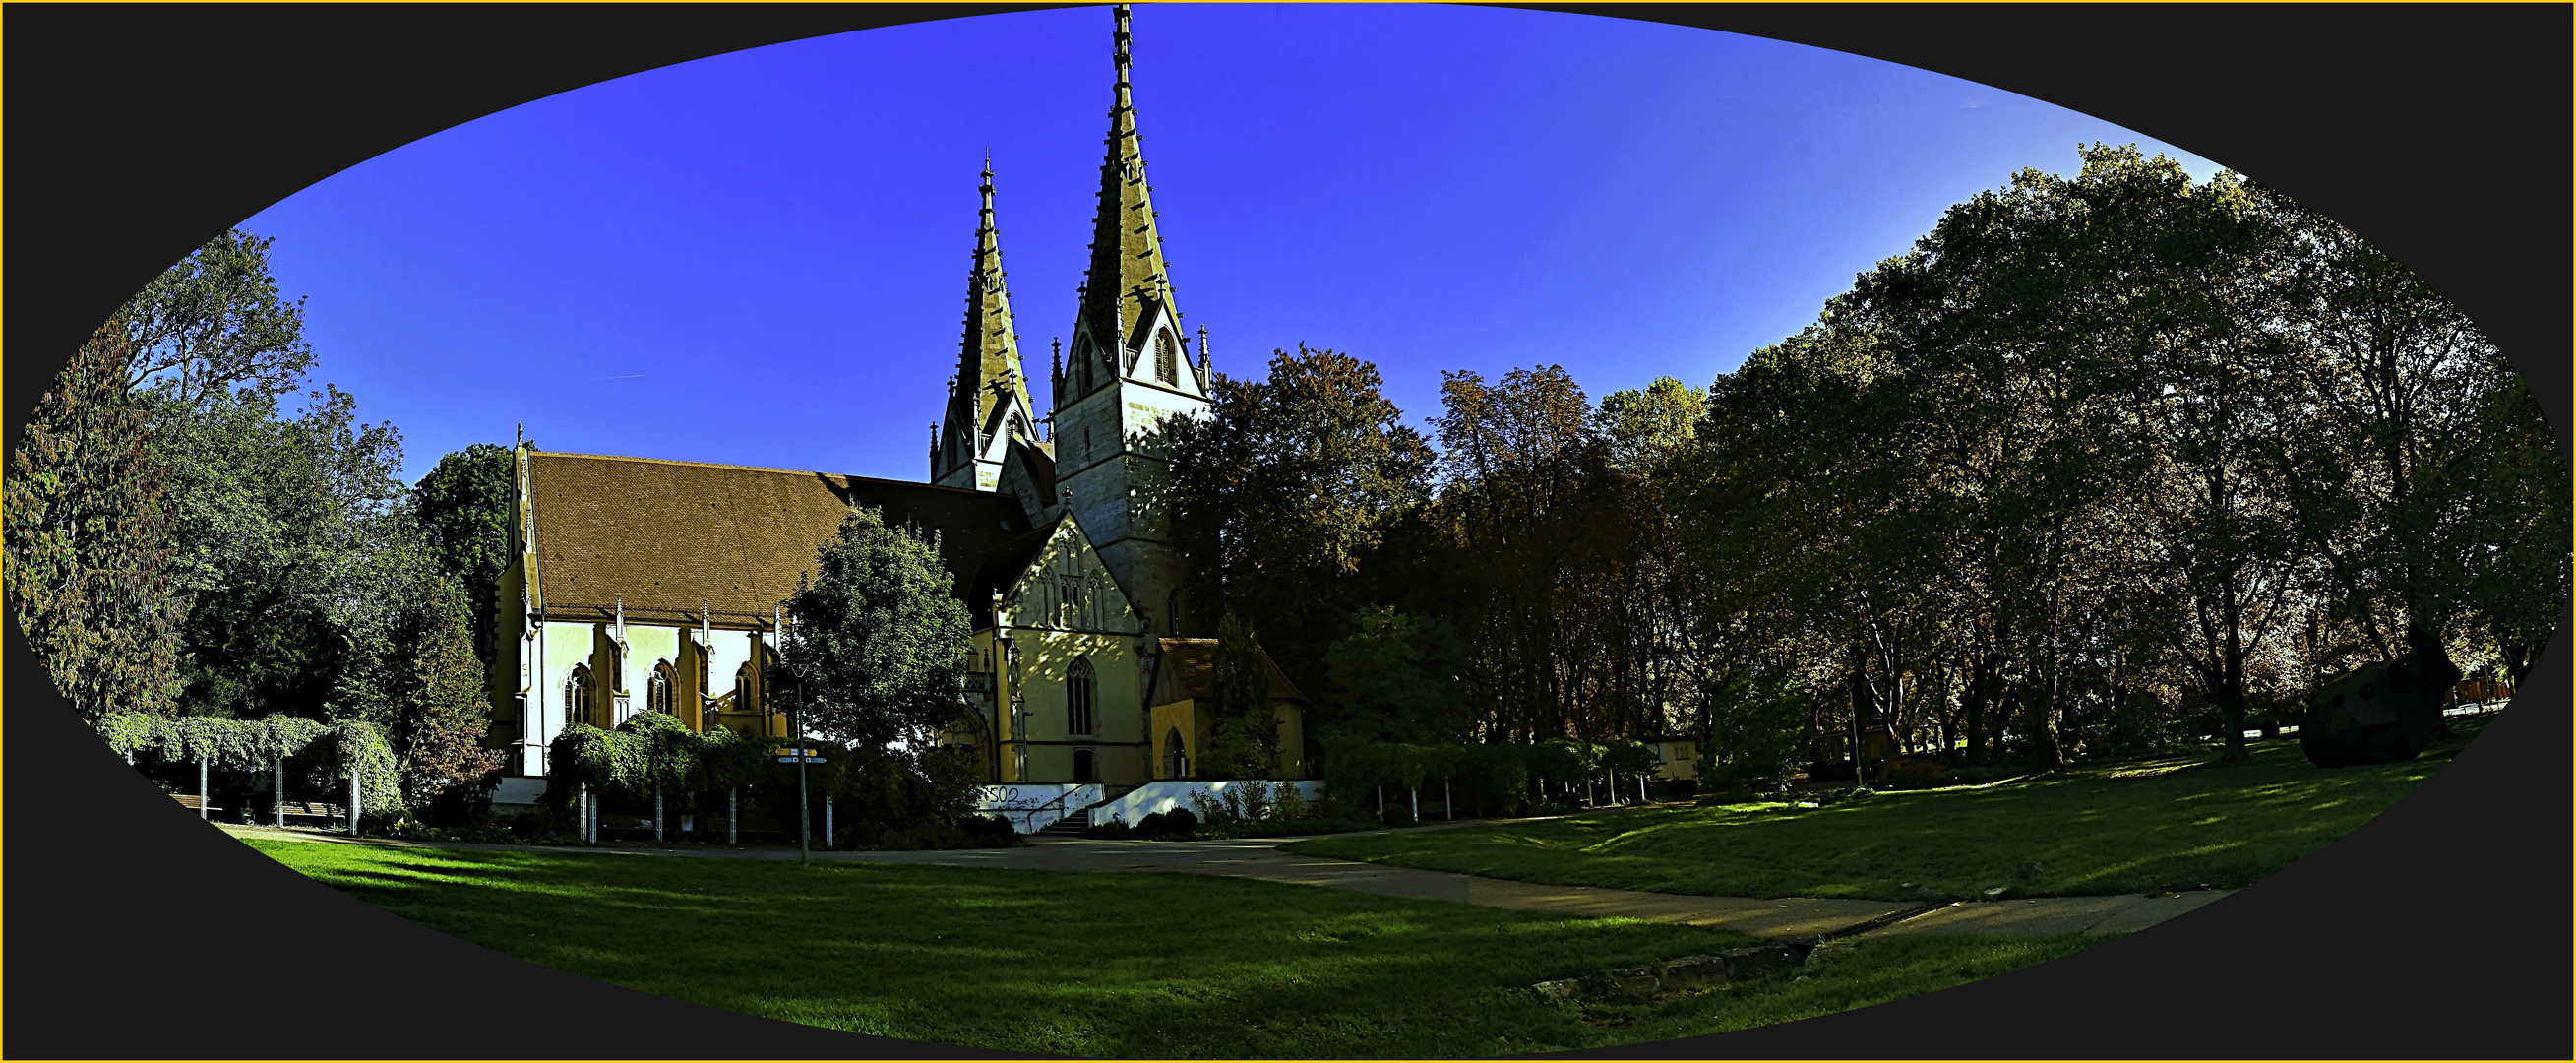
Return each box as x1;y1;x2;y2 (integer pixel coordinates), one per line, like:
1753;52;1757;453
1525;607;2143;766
1285;723;2484;902
252;840;2097;1057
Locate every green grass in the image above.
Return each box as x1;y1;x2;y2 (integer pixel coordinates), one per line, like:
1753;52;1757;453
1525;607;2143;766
1285;721;2485;903
250;840;2099;1057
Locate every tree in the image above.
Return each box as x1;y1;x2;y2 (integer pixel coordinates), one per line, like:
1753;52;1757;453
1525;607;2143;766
2258;180;2520;679
156;383;407;717
1428;364;1611;743
1596;377;1706;475
1197;612;1281;779
412;442;516;664
1322;605;1472;747
6;319;189;720
777;505;972;752
119;229;315;405
398;574;505;817
1163;344;1436;690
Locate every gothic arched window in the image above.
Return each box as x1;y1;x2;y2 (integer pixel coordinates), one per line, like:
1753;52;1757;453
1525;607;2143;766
734;661;757;717
1067;657;1096;737
565;666;592;727
1154;330;1177;385
1166;590;1182;636
647;661;675;716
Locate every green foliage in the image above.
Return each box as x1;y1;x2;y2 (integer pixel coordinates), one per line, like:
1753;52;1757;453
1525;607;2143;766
777;505;972;751
1594;377;1707;474
156;380;407;718
1597;739;1660;780
1161;344;1436;687
1198;612;1281;779
397;574;505;811
541;712;976;836
1322;605;1472;746
1702;669;1808;789
411;443;516;664
118;229;315;405
95;710;399;814
7;319;188;720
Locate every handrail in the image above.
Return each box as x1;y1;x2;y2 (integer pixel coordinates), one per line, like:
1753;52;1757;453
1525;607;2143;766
973;783;1105;833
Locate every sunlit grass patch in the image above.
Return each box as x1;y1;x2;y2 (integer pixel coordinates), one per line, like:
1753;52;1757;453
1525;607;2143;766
1287;719;2487;902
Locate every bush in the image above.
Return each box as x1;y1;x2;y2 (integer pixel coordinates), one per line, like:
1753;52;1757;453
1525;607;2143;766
1134;808;1200;841
1871;755;1952;790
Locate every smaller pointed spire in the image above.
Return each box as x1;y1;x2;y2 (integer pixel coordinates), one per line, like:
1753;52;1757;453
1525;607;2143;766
1197;325;1211;373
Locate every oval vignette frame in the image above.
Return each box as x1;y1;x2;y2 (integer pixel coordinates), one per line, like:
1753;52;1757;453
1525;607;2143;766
1;5;2565;1060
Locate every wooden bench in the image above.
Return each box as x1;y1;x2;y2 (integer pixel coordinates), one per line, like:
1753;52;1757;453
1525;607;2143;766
170;793;222;814
274;801;349;823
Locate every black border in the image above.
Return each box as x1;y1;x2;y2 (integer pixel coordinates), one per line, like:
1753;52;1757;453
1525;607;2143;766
6;4;2567;1059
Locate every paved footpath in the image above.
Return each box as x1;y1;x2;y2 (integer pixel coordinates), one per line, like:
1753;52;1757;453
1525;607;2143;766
227;823;2230;942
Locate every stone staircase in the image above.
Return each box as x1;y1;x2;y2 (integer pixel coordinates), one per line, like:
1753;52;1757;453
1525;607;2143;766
1032;783;1138;839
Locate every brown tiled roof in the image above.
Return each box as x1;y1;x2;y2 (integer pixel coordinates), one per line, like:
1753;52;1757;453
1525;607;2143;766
529;451;1032;628
1149;638;1309;706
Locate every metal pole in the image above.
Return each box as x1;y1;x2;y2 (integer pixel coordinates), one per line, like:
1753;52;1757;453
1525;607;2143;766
795;671;810;866
199;756;210;820
275;760;284;828
654;784;665;843
348;768;362;838
729;786;739;844
1444;777;1453;820
579;782;589;844
824;796;834;849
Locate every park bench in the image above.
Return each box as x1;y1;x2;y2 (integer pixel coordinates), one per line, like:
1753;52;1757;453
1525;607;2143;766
170;793;222;814
275;801;349;824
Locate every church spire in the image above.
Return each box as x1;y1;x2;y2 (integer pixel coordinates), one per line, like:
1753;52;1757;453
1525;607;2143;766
935;159;1040;489
954;157;1030;427
1074;3;1180;371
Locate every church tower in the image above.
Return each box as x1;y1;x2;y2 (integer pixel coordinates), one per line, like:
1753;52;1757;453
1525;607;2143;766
932;159;1046;491
1053;3;1212;636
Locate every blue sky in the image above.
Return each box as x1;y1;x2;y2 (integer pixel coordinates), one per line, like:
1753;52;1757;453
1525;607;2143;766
239;4;2221;484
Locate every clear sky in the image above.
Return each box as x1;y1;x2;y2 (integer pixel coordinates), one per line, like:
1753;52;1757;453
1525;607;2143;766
239;4;2221;485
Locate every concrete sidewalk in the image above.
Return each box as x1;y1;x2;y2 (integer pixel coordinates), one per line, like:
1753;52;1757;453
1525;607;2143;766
226;823;2230;942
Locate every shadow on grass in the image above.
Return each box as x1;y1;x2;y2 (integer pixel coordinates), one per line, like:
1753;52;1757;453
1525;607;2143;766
250;840;2095;1058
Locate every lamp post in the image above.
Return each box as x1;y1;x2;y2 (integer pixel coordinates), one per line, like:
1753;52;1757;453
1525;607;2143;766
1004;637;1025;782
793;666;811;866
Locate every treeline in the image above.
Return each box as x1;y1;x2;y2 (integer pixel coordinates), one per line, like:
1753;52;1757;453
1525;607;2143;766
1165;146;2565;783
8;232;516;821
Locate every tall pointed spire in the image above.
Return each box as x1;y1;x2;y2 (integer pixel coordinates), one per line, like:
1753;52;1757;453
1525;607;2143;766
956;157;1029;427
935;159;1042;489
1074;2;1181;375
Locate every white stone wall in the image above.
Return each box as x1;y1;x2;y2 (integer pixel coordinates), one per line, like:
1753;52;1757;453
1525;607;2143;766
624;625;681;722
1089;780;1326;827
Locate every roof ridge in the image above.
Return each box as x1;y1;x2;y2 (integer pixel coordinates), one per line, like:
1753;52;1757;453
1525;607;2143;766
534;450;995;497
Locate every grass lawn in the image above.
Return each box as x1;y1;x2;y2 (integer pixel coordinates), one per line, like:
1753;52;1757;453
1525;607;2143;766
1284;719;2487;903
250;840;2099;1057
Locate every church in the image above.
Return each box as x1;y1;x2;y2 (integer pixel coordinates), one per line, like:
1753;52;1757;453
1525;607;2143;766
484;5;1308;794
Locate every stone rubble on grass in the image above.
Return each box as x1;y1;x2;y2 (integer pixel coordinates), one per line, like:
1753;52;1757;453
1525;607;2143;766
1534;945;1808;1002
1531;978;1583;1002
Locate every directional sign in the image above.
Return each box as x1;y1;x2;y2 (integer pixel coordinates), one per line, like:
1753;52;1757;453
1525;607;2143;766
774;747;819;758
776;756;826;764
